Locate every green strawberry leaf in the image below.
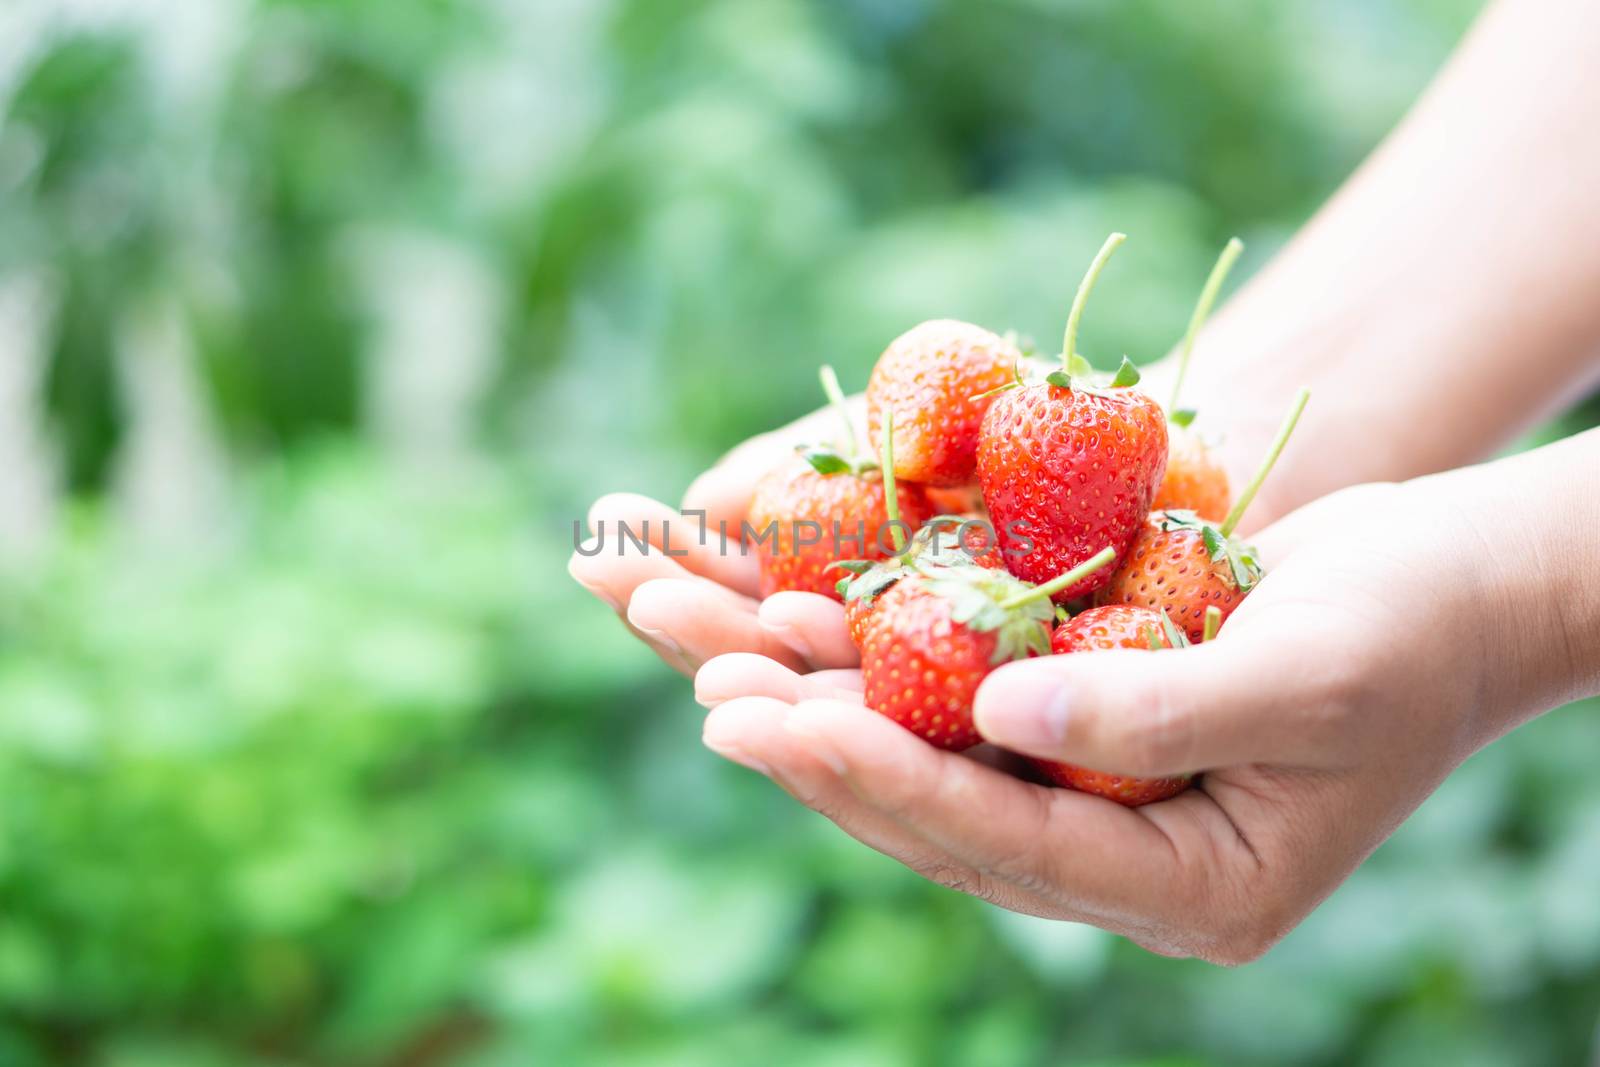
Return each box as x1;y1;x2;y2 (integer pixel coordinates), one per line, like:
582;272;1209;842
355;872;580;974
1158;609;1190;649
1067;353;1094;379
798;446;853;475
1109;356;1141;388
1044;370;1073;389
1170;407;1197;428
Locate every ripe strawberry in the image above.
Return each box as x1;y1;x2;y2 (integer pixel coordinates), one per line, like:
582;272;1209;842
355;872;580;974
1096;389;1309;640
866;320;1022;487
1153;238;1242;520
861;548;1115;749
923;483;986;515
1032;604;1199;806
976;234;1168;601
837;516;1007;648
1048;603;1188;655
748;368;931;600
1152;425;1231;520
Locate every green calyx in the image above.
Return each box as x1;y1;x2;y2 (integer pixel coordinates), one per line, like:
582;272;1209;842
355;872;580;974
832;516;996;605
921;565;1057;665
1147;386;1308;592
1155;509;1264;593
967;234;1145;401
1142;610;1190;650
1202;605;1222;643
797;445;875;477
913;545;1117;665
798;364;877;476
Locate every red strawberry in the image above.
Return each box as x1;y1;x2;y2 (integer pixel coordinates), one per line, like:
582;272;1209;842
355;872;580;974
1096;389;1309;640
748;367;931;600
1153;238;1242;520
1032;604;1196;806
866;320;1022;487
860;548;1115;749
976;234;1168;601
838;516;1008;649
1049;603;1187;655
923;483;986;515
1152;425;1231;520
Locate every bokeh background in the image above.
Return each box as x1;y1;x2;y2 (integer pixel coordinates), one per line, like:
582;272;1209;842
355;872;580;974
3;0;1600;1064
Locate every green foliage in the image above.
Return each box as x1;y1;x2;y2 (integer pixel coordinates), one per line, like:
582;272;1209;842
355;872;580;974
2;0;1598;1064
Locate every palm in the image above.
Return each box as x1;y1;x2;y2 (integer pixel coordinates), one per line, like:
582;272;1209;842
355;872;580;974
695;482;1483;961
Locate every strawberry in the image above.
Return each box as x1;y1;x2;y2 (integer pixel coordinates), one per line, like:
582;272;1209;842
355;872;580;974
748;368;931;600
1032;604;1206;806
1152;426;1231;520
860;548;1116;750
923;483;986;516
838;516;1007;648
1153;238;1244;520
1096;389;1309;640
836;426;1006;651
976;234;1168;601
866;320;1022;487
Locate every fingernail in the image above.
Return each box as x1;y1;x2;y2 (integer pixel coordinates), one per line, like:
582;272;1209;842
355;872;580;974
974;668;1071;752
783;711;848;775
634;625;683;657
705;739;773;776
567;559;623;612
761;619;813;661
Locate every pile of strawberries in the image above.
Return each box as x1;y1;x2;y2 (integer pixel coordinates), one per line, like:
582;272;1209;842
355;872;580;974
746;234;1307;806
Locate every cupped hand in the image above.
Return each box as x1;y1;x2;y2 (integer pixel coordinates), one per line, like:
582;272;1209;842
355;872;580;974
567;400;872;676
694;474;1547;963
568;373;1288;679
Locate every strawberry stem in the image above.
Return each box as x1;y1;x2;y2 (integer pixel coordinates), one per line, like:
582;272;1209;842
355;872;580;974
1202;606;1222;642
1061;233;1126;371
998;545;1117;608
1220;387;1310;538
818;364;858;459
879;410;907;554
1170;237;1243;414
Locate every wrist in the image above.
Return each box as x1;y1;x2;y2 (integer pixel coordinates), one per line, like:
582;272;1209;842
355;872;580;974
1428;430;1600;741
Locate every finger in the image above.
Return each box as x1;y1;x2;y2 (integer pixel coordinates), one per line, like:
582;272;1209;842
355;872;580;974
757;592;858;669
587;492;760;596
1248;483;1404;566
702;697;1060;918
777;699;1183;927
628;579;808;674
682;433;789;537
683;397;866;534
972;632;1340;776
568;533;748;620
695;653;862;708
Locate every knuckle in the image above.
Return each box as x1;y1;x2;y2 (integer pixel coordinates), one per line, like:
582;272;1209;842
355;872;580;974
913;860;1009;907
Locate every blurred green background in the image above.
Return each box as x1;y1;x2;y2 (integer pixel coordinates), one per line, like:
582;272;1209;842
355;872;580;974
3;0;1599;1064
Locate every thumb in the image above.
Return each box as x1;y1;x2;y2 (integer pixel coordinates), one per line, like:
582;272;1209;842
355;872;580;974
973;638;1324;777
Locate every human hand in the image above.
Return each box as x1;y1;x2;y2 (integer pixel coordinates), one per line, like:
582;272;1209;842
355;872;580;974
566;398;876;677
694;436;1600;962
567;376;1283;678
